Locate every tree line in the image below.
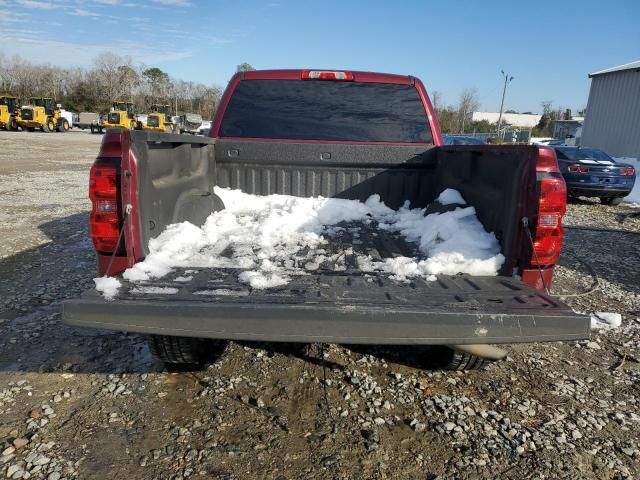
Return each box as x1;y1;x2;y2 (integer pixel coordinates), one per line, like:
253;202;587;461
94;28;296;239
0;53;575;137
0;51;241;119
431;88;502;134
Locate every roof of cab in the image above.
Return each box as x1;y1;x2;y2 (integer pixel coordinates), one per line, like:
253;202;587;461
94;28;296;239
240;69;414;85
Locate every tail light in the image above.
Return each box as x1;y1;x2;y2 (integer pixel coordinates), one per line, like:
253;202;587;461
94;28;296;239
531;147;566;266
301;70;354;81
619;167;634;175
89;161;123;254
568;164;589;173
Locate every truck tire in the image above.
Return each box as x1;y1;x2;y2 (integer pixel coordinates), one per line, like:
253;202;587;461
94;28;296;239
43;118;55;132
147;335;227;367
431;346;490;370
90;124;95;134
601;196;624;206
57;119;70;132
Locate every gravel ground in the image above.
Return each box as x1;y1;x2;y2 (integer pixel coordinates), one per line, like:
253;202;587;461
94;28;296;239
0;131;638;479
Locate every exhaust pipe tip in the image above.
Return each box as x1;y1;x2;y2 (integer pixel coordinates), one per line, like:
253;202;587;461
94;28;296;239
449;344;508;361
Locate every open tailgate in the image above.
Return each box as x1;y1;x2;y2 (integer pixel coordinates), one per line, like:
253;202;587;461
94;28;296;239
63;270;589;345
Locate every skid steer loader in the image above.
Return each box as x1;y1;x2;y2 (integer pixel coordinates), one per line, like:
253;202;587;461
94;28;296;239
17;98;70;133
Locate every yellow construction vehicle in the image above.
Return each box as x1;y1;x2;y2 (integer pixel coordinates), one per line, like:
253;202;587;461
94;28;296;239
102;101;138;130
0;95;19;131
16;98;70;133
141;104;175;133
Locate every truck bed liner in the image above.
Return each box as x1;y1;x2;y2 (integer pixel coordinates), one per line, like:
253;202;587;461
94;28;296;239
64;227;589;344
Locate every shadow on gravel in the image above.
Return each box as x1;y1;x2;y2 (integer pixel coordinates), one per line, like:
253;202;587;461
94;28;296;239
561;227;640;295
0;212;161;375
238;341;452;372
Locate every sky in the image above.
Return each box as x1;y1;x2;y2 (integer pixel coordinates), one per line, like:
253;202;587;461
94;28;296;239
1;0;639;113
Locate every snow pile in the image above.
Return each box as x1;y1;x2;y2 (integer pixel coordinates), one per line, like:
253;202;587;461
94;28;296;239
94;188;505;299
590;312;623;330
94;276;121;300
614;157;640;206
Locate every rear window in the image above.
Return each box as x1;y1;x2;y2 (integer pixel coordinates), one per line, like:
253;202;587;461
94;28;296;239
219;80;432;143
556;148;613;162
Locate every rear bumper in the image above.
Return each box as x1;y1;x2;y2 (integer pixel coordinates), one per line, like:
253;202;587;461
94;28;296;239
62;295;590;345
566;183;632;198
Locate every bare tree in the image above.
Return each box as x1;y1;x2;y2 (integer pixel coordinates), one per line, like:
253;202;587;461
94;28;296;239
0;49;223;116
457;88;480;133
430;90;442;114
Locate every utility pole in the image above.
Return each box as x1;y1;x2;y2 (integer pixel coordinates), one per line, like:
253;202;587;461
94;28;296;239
496;70;514;138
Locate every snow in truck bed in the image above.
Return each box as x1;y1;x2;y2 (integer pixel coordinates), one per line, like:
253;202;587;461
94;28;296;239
94;188;505;299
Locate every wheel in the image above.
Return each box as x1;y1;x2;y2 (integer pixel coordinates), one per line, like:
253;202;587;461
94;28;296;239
429;346;490;370
90;124;95;134
56;119;69;132
601;196;624;206
147;335;227;368
43;118;55;132
6;116;17;131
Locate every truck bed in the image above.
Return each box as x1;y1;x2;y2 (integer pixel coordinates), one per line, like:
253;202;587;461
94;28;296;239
64;224;589;344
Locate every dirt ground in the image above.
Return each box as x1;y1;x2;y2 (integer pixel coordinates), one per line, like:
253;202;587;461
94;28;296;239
0;130;638;480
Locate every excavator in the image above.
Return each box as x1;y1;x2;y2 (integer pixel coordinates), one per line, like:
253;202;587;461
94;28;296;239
102;101;138;130
16;98;70;133
0;95;19;130
140;104;175;133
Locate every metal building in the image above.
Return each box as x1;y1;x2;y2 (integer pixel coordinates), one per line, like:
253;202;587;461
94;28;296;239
581;60;640;159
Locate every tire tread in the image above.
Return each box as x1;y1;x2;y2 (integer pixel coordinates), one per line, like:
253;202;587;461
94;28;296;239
148;335;225;366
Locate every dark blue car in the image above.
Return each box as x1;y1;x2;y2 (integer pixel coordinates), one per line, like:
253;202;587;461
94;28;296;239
443;135;485;145
552;146;636;205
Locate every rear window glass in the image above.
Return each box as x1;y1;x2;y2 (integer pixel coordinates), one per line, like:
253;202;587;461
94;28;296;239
219;80;432;143
556;148;613;162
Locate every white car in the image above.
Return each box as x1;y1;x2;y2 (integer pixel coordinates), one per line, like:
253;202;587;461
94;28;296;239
197;120;211;135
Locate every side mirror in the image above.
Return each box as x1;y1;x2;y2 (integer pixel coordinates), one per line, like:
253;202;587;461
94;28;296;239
57;104;62;108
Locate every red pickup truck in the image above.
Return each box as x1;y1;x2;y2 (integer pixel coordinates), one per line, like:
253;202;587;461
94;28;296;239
63;69;588;369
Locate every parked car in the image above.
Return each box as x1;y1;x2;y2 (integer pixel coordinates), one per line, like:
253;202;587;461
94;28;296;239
63;69;587;370
552;146;636;205
532;138;564;146
443;135;485;145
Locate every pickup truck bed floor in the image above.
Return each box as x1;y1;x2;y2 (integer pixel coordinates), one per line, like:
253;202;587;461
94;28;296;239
65;226;589;345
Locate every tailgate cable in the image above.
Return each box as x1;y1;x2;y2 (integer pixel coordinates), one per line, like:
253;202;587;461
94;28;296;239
105;204;132;276
522;217;601;298
521;217;550;295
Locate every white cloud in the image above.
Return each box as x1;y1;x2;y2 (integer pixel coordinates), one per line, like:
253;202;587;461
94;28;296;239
0;29;193;66
0;8;30;18
151;0;192;6
71;8;101;16
16;0;61;9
